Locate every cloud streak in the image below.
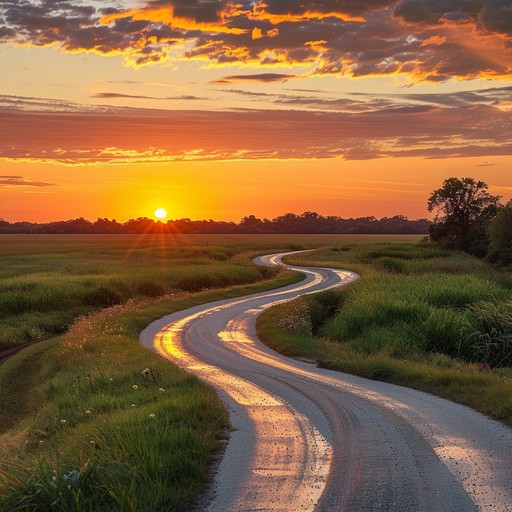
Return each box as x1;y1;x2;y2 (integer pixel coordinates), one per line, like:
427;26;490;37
92;92;205;100
0;175;59;187
0;1;511;80
0;95;510;164
210;73;297;84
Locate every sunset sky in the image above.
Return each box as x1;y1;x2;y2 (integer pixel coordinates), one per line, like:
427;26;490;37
0;0;511;222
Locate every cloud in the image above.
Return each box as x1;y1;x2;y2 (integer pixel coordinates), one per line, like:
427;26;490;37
220;83;512;111
393;0;481;26
210;73;297;84
421;35;447;46
0;175;59;187
92;92;205;100
480;0;512;36
0;0;510;80
0;95;510;164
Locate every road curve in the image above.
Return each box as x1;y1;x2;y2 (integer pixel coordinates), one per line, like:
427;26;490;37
140;251;512;511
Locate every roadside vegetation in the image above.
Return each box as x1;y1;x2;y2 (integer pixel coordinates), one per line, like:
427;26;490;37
0;270;306;511
0;233;421;510
0;298;227;512
258;242;512;427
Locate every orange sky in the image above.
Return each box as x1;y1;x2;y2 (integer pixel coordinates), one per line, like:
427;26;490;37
0;0;511;222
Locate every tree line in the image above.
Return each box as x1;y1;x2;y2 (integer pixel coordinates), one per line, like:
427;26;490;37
0;212;431;235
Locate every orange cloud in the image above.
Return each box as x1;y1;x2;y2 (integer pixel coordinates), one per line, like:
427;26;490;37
421;35;447;46
247;3;366;25
100;6;247;35
252;27;264;40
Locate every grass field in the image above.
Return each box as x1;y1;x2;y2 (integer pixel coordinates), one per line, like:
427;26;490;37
0;234;423;350
0;233;425;510
258;243;512;426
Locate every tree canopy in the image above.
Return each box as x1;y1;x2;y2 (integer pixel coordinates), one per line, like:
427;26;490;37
427;177;501;251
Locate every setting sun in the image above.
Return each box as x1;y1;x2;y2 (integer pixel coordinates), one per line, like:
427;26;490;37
154;208;167;220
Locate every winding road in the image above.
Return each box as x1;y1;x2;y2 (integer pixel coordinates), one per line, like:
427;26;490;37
140;252;512;511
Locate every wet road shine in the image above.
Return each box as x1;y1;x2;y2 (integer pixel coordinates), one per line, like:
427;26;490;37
141;252;512;511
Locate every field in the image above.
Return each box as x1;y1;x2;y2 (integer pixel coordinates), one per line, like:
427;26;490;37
0;233;423;511
4;233;510;509
258;243;512;426
0;234;422;350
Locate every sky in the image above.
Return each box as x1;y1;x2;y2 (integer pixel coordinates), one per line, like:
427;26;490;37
0;0;511;223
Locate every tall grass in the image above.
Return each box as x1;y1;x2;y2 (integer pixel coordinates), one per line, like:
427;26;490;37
258;242;512;426
0;234;423;350
284;243;512;367
0;238;277;349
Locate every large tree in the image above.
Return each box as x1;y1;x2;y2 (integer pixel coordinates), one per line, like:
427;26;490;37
427;177;501;251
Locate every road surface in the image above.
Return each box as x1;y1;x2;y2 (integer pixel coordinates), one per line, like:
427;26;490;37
140;251;512;511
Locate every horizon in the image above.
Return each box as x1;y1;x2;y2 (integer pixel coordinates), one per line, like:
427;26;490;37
0;210;432;225
1;1;511;222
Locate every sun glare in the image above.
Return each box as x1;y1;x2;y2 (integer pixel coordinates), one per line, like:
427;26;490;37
154;208;168;220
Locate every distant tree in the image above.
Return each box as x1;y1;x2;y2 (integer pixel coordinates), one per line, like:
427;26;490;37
427;177;501;251
0;212;432;235
487;201;512;265
239;215;264;233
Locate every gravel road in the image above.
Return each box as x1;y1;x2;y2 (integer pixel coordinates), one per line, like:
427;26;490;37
140;251;512;511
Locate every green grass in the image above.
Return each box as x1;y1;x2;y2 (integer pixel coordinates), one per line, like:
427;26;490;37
0;234;423;350
0;270;304;511
258;242;512;426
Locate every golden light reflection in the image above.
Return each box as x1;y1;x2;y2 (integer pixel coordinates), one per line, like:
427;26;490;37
149;258;333;510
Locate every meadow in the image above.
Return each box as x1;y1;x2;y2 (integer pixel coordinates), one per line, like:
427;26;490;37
0;233;423;511
0;233;421;350
258;243;512;426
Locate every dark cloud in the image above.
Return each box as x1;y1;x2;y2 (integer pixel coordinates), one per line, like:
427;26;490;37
393;0;481;25
0;175;59;187
479;0;512;36
0;0;511;79
210;73;296;84
0;95;509;163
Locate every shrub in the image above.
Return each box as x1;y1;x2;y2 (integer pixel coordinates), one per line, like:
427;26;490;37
85;285;123;307
376;257;405;274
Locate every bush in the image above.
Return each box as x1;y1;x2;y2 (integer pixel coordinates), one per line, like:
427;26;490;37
85;285;123;307
487;204;512;265
376;257;405;274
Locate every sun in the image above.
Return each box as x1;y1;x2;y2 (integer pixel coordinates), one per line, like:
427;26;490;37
154;207;168;220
